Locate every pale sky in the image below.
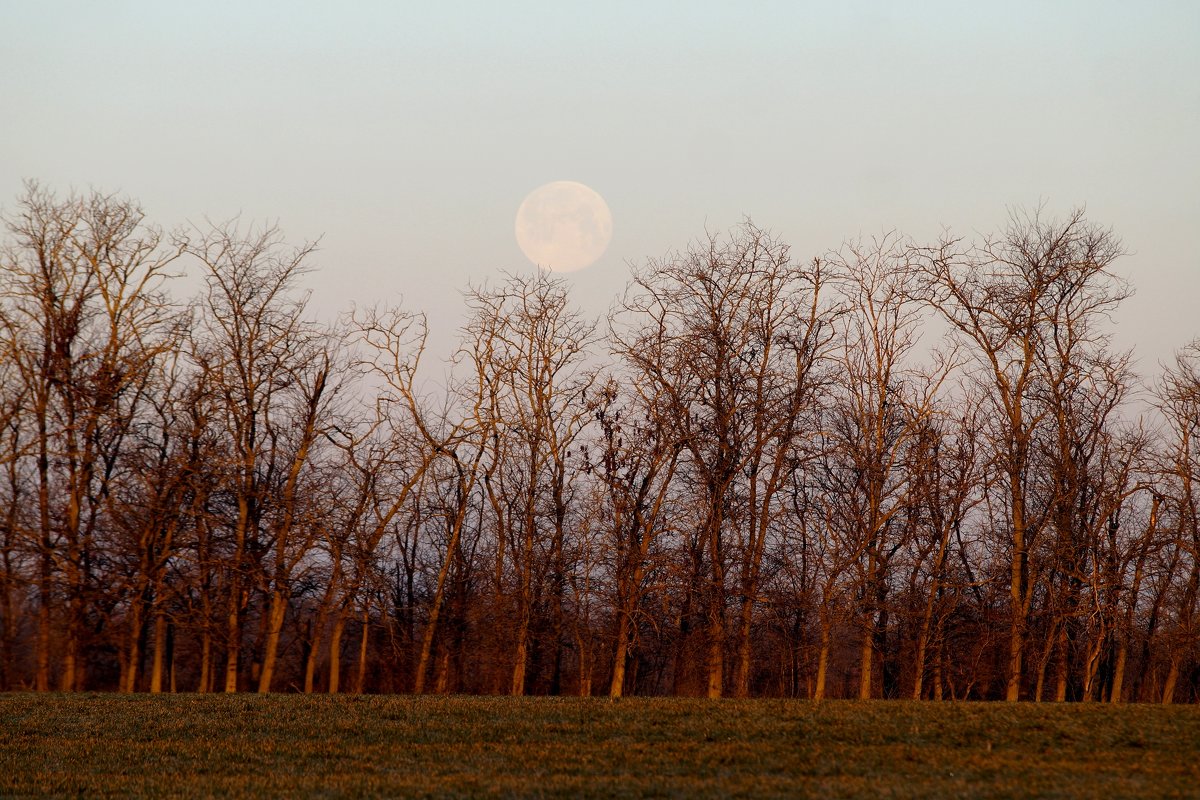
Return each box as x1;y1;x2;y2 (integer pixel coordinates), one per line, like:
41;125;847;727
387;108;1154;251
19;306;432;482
3;1;1198;370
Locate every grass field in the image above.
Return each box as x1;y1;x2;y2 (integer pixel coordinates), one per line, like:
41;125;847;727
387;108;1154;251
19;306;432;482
1;694;1197;798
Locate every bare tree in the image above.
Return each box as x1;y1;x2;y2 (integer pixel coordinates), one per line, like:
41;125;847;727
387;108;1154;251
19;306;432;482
351;306;461;694
0;182;180;690
913;207;1129;700
462;272;596;695
583;378;681;697
819;234;957;698
185;221;325;692
254;339;344;693
614;222;833;697
107;348;196;693
905;398;984;700
1155;340;1200;703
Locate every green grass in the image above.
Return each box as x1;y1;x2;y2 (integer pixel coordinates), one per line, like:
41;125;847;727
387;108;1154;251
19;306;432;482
1;695;1197;798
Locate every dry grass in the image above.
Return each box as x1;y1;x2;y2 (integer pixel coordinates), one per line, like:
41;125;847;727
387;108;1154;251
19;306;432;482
1;694;1197;798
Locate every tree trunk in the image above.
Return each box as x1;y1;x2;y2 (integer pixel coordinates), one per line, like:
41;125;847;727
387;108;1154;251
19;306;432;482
1007;484;1028;702
705;539;725;699
198;631;212;693
150;612;167;693
1081;631;1105;702
510;624;529;696
328;614;346;694
609;608;630;698
672;561;699;696
858;623;874;700
932;638;944;700
431;648;449;694
733;597;754;698
61;599;80;692
814;614;831;701
1162;659;1179;705
354;608;369;694
1110;643;1127;703
1008;578;1026;700
913;605;933;700
302;617;319;694
705;607;724;698
257;589;288;693
223;585;241;693
123;587;148;693
1054;623;1069;702
167;622;176;693
577;633;592;697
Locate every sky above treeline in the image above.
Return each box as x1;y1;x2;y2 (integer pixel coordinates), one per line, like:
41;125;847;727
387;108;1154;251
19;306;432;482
3;1;1198;371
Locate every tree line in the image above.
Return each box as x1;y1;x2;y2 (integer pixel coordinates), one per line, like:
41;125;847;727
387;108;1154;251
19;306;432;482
1;182;1197;701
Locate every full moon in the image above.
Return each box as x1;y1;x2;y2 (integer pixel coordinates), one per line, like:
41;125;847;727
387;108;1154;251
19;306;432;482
515;181;613;272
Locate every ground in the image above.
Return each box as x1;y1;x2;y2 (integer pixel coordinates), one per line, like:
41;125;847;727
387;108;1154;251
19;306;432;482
1;694;1197;798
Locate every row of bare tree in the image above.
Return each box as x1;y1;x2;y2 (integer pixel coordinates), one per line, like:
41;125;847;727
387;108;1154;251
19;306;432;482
1;183;1197;701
